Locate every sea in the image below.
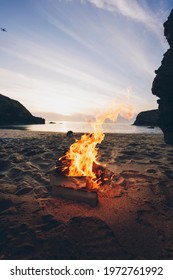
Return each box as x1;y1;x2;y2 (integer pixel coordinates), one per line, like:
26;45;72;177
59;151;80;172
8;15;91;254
0;121;162;134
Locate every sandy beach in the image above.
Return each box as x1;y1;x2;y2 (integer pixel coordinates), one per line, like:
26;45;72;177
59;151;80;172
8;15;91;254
0;129;173;260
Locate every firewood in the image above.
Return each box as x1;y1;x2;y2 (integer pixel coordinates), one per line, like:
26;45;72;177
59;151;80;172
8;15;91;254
50;173;98;207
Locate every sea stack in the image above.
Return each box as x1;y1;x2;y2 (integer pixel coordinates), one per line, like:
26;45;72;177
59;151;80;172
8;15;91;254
152;9;173;144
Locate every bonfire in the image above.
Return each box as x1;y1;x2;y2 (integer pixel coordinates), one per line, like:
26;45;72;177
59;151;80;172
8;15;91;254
50;101;134;206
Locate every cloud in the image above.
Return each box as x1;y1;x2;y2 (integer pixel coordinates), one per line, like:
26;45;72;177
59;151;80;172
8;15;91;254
84;0;163;39
0;56;119;116
41;4;160;77
0;44;109;89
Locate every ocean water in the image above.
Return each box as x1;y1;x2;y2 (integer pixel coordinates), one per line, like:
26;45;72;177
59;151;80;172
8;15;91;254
0;121;162;134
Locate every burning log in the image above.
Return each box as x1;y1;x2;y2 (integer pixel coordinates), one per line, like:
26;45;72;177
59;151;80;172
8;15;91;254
55;159;117;189
92;162;116;185
50;158;126;203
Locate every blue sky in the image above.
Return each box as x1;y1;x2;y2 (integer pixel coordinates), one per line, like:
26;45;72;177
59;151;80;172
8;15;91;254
0;0;172;120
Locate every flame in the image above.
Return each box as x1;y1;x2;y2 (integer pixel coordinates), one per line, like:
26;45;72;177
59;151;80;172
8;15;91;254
60;132;103;178
58;99;134;188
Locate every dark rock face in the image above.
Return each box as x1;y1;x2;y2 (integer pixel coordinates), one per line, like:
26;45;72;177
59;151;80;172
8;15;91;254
152;10;173;144
133;109;159;126
0;94;45;125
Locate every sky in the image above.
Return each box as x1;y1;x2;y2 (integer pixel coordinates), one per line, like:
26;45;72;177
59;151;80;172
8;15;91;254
0;0;173;121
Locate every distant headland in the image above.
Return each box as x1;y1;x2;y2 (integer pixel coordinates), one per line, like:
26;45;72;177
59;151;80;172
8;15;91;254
0;94;45;125
133;109;159;127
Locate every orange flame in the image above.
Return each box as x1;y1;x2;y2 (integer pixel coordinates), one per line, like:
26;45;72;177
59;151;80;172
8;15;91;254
59;100;134;186
61;132;103;179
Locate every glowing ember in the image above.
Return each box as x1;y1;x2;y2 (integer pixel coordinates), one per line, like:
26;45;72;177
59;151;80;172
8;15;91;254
58;100;134;190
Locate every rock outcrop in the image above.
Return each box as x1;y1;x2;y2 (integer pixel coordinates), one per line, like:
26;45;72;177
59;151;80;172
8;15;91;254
152;9;173;144
0;94;45;125
133;109;159;127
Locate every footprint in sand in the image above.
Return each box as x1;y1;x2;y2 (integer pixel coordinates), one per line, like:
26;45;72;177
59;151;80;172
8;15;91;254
30;158;54;172
146;168;157;174
0;160;12;172
0;194;13;212
65;216;130;259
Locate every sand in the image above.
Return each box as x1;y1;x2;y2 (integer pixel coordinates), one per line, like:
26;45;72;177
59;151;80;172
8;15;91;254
0;129;173;260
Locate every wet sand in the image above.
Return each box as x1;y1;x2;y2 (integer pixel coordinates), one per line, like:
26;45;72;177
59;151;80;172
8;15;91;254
0;129;173;259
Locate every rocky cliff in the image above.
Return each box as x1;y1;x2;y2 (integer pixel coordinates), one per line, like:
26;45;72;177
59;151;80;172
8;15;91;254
133;109;159;126
152;9;173;144
0;94;45;125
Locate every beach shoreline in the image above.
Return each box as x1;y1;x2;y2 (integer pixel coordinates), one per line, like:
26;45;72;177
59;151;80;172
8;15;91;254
0;130;173;259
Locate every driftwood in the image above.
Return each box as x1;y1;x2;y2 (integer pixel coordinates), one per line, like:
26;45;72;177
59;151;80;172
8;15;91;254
50;172;98;207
